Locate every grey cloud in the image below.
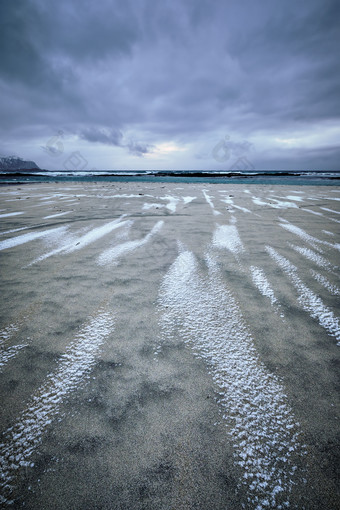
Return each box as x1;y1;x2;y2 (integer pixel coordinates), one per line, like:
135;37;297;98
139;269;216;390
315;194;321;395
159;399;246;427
0;0;339;168
79;128;123;146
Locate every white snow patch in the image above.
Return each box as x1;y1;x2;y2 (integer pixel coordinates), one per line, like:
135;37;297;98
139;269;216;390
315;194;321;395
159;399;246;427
289;244;335;271
310;270;340;296
302;208;323;217
250;266;282;313
212;224;245;254
0;345;27;371
158;250;305;508
0;227;67;251
43;211;71;219
0;309;115;503
182;196;196;205
30;217;129;265
0;212;24;219
160;196;180;213
142;203;162;210
266;246;340;345
203;190;221;215
280;221;340;251
320;207;340;215
97;220;164;265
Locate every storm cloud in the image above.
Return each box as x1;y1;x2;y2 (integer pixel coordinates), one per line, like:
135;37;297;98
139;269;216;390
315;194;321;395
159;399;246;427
0;0;339;169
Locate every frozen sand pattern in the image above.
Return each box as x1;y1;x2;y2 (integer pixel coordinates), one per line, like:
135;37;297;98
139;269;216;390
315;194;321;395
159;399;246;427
97;220;164;265
0;309;115;505
0;345;27;371
159;250;306;509
0;226;67;251
310;270;340;296
289;244;336;271
29;217;129;265
202;190;221;215
0;322;28;371
279;221;340;252
212;222;245;255
0;212;24;219
250;266;284;317
266;247;340;345
43;211;71;219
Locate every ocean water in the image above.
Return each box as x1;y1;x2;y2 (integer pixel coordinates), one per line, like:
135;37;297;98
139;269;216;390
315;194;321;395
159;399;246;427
0;170;339;185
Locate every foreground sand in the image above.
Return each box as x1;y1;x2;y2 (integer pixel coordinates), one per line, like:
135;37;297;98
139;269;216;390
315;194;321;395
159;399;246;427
0;182;339;509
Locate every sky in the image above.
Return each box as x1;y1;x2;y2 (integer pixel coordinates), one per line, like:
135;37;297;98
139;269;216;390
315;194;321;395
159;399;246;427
0;0;339;171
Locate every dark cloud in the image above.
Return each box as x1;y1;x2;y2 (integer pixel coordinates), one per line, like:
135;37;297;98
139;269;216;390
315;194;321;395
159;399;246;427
79;128;123;146
0;0;339;168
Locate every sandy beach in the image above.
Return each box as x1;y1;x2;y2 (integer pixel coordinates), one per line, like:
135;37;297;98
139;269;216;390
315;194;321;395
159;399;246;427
0;182;339;509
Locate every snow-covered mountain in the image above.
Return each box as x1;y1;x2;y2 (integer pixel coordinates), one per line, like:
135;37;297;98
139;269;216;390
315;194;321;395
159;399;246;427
0;156;40;172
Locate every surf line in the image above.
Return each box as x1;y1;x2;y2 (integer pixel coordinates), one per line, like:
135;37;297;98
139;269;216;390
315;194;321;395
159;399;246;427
158;248;306;509
0;308;115;506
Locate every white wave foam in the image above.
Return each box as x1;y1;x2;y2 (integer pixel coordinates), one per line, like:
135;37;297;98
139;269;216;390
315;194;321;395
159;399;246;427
158;250;305;508
0;309;115;505
266;246;340;345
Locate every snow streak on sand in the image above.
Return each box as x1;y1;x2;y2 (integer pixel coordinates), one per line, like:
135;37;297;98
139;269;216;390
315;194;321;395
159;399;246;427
250;266;283;316
202;190;221;215
266;247;340;345
159;250;305;509
0;212;24;218
43;211;71;219
289;244;335;271
280;221;340;252
0;345;27;371
0;309;115;505
320;207;340;215
160;196;179;213
310;270;340;296
0;324;20;346
212;223;245;254
30;217;129;265
97;220;164;265
0;227;67;251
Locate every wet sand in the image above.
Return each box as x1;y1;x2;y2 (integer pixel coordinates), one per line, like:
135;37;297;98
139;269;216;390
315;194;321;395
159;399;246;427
0;182;339;509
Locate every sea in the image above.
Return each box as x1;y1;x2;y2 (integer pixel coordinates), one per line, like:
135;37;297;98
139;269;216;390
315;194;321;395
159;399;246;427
0;169;339;186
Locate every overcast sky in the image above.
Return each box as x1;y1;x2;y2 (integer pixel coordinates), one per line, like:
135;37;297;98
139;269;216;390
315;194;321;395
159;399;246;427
0;0;339;170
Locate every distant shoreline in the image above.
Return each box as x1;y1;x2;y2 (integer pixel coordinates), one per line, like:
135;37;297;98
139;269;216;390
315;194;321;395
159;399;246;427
1;169;339;186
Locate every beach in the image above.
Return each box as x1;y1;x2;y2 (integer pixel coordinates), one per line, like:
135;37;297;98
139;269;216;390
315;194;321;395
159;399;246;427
0;181;339;509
